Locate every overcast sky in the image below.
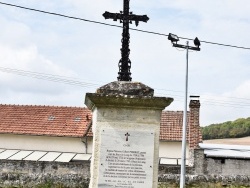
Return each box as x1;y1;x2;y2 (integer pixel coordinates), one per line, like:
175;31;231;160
0;0;249;126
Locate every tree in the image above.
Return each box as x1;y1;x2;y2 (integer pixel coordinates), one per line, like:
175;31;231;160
202;117;250;140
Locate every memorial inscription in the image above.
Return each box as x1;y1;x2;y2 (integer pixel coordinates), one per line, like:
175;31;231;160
98;129;154;188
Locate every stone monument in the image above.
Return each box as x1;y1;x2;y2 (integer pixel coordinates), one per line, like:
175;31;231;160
85;82;173;187
85;1;173;187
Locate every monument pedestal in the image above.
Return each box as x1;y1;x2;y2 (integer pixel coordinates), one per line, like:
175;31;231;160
85;81;173;188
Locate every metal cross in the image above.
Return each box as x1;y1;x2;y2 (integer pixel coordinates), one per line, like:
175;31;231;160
125;132;130;141
103;0;149;81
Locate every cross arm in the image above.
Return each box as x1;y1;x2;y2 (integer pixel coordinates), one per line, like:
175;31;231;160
129;14;149;22
103;11;149;26
128;14;149;26
103;11;123;21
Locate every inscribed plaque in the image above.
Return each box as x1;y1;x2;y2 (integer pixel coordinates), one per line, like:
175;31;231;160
98;128;154;188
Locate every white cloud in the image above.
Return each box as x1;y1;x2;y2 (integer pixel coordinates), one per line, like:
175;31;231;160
224;80;250;99
0;13;76;98
0;0;249;125
201;80;250;126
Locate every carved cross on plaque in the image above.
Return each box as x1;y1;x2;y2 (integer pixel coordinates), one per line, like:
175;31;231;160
125;132;130;141
103;0;149;81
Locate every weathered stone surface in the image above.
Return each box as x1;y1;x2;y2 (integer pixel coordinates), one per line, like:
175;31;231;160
1;159;250;187
158;174;250;187
96;81;154;97
206;158;250;176
86;105;165;188
0;173;89;188
85;81;173;188
85;81;173;112
0;160;90;188
85;93;173;111
158;165;194;176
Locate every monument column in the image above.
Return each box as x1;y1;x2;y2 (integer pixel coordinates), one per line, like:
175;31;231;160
85;81;173;188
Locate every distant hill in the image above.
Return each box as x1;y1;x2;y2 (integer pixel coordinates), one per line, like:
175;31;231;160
202;117;250;140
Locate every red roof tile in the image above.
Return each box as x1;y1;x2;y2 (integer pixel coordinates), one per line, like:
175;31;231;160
0;104;91;138
0;105;197;142
160;111;190;141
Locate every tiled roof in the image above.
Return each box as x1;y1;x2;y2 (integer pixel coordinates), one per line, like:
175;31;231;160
0;104;92;138
0;105;194;141
160;111;190;141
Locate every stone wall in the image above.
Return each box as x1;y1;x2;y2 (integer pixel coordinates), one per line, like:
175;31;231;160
1;149;250;187
0;160;90;188
206;158;250;175
158;149;250;187
193;149;250;176
158;174;250;188
158;165;194;176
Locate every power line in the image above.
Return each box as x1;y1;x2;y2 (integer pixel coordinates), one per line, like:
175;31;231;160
1;66;249;109
1;66;250;104
1;66;249;104
178;36;250;50
0;67;100;88
0;1;166;37
0;2;121;29
155;92;250;108
202;94;250;102
201;102;250;109
1;1;250;50
155;89;250;102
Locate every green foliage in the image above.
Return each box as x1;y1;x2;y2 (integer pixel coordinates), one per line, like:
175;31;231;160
202;117;250;140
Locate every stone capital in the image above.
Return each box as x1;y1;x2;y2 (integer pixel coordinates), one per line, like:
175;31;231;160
85;81;173;110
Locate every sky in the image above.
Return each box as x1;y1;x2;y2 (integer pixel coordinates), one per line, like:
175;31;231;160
0;0;249;126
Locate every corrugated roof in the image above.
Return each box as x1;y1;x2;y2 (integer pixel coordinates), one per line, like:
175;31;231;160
0;148;91;162
200;143;250;159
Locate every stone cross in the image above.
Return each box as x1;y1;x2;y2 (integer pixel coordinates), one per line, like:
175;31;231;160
103;0;149;81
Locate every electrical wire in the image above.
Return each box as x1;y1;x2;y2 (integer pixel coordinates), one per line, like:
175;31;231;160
154;88;250;102
155;94;250;109
201;102;250;109
0;67;100;88
1;67;249;109
1;1;250;50
1;66;249;103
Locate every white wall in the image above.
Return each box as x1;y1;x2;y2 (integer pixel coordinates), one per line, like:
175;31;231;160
86;137;93;154
0;134;87;153
0;134;189;159
159;141;189;159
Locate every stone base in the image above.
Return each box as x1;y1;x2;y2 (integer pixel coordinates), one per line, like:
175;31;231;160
85;81;173;188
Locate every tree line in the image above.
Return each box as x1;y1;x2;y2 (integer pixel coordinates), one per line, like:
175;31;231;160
202;117;250;140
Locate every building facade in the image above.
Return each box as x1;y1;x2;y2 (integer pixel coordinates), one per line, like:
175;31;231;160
0;98;202;164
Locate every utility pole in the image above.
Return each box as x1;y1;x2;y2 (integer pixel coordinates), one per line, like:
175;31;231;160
168;33;201;188
180;41;189;188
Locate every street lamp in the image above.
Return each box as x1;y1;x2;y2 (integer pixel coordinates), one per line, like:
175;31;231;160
168;33;201;51
168;33;201;188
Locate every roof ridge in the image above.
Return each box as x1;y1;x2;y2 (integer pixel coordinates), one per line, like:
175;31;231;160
0;104;87;109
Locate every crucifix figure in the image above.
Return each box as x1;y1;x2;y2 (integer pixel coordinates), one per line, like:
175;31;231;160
125;132;130;141
103;0;149;81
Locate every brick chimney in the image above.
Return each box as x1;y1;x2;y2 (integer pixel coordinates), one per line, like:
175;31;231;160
188;96;202;149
